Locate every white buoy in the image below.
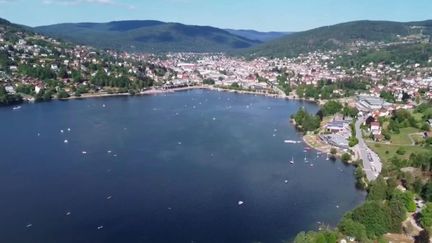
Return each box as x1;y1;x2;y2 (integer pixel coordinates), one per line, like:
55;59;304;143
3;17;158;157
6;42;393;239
60;129;64;133
64;139;68;143
67;128;71;132
284;180;288;183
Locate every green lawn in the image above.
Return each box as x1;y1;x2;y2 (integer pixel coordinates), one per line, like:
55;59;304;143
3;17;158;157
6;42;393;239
367;142;429;164
390;127;421;145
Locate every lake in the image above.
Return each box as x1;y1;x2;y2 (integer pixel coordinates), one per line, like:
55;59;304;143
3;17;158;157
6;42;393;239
0;89;365;243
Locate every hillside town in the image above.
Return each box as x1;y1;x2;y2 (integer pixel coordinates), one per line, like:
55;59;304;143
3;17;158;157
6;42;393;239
1;5;432;243
2;23;432;104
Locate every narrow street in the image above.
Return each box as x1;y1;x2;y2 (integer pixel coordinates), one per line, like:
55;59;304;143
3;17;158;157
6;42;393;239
354;116;382;181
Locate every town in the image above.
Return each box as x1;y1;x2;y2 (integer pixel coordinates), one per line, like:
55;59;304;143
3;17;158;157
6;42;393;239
1;16;432;243
1;23;432;104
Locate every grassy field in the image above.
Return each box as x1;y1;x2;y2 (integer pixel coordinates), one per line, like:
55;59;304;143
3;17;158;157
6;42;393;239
367;142;429;163
390;127;422;145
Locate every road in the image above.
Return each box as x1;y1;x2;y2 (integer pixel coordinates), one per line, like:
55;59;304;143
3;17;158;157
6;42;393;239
354;116;382;181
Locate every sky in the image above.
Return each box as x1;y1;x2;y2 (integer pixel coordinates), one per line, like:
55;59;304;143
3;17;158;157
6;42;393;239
1;0;432;31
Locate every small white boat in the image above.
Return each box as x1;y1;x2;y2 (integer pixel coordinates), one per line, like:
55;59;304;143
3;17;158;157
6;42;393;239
82;151;87;154
106;195;112;200
64;139;68;143
12;106;21;110
290;156;294;164
26;224;32;228
97;225;104;230
284;140;299;144
238;201;244;206
66;212;71;216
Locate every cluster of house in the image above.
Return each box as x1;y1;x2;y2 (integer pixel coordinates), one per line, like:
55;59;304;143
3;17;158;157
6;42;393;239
1;25;432;105
320;92;430;148
0;29;175;96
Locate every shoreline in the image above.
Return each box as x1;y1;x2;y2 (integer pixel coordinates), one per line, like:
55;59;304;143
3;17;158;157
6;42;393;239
8;85;322;106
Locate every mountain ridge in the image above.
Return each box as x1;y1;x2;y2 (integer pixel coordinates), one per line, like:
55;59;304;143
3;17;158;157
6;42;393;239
34;20;261;53
224;29;291;42
244;19;432;57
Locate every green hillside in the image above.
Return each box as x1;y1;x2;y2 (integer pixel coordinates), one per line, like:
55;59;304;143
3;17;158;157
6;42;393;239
34;20;260;53
244;20;432;57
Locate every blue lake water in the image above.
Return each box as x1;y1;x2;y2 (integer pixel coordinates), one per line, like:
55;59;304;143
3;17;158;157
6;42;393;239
0;89;365;243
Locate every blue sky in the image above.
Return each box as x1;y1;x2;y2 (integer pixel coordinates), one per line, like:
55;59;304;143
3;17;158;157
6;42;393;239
1;0;432;31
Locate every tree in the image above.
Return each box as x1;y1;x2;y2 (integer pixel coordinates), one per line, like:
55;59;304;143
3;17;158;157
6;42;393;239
321;100;343;116
57;89;70;99
351;201;392;238
342;106;359;118
391;191;416;213
354;166;367;190
293;230;338;243
367;178;388;201
422;182;432;202
203;78;215;85
380;91;395;103
341;153;351;163
396;147;406;155
330;148;337;155
293;108;321;133
338;217;368;241
230;82;240;90
71;70;82;83
388;197;407;232
348;137;359;147
420;203;432;230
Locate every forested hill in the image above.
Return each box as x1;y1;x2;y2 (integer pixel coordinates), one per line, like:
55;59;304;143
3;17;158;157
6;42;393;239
34;20;260;53
243;20;432;57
